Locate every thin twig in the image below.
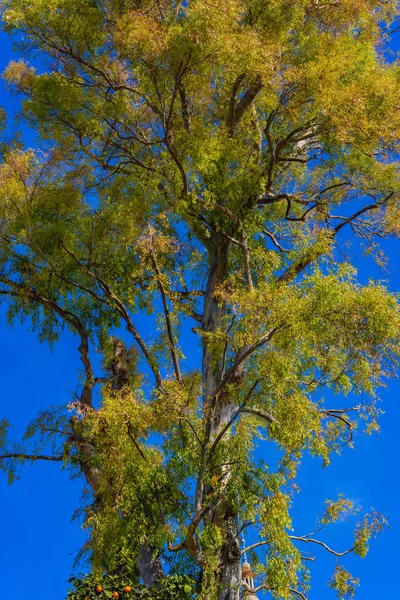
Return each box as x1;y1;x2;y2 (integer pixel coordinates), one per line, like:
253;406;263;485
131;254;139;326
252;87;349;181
149;248;182;384
127;421;146;461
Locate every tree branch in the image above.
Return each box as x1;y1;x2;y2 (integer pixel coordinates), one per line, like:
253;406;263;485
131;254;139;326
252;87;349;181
0;453;64;462
241;539;269;555
58;240;163;389
217;325;284;393
207;380;260;459
240;232;254;290
334;205;378;234
321;410;354;447
0;277;95;406
289;535;353;557
149;248;182;384
127;421;147;461
242;534;353;558
262;229;289;252
227;74;262;134
240;407;279;425
163;59;191;196
290;588;307;600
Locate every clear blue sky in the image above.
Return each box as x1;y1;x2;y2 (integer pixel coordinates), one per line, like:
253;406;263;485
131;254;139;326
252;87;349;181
0;26;399;600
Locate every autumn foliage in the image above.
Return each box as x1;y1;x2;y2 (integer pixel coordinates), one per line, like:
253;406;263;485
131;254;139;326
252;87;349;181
0;0;400;599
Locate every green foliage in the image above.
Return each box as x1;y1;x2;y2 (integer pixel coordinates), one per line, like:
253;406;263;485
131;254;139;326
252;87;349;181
319;495;356;527
353;511;389;558
0;0;399;598
329;566;360;600
68;572;194;600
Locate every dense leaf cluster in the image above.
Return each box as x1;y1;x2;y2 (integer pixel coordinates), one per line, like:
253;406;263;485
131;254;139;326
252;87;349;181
68;573;194;600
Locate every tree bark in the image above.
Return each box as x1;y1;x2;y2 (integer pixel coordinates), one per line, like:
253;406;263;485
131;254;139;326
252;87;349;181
201;239;242;600
218;514;242;600
202;239;231;404
137;542;165;586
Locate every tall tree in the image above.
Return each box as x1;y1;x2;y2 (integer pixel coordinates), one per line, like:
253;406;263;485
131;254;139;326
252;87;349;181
0;1;400;598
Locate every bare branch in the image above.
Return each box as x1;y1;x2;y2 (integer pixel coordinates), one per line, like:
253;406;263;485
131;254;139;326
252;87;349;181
127;421;147;461
290;588;307;600
243;581;307;600
0;453;64;462
323;406;360;414
257;192;307;207
165;129;189;196
242;534;352;558
334;203;380;234
321;410;354;447
289;535;353;557
262;229;289;253
241;539;269;555
332;191;393;234
0;276;95;406
179;417;203;447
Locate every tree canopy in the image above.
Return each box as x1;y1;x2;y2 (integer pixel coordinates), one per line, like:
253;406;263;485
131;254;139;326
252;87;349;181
0;1;400;599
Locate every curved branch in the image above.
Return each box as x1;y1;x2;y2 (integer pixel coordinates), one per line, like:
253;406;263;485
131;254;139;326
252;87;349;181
321;410;354;447
276;192;394;284
290;588;307;600
262;229;289;253
241;539;269;555
242;534;353;558
240;407;279;425
289;535;353;557
217;325;284;394
242;581;307;600
333;193;393;234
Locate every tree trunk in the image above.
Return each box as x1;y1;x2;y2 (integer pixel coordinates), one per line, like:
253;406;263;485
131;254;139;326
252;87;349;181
217;512;242;600
202;239;230;405
137;542;165;586
201;239;242;600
